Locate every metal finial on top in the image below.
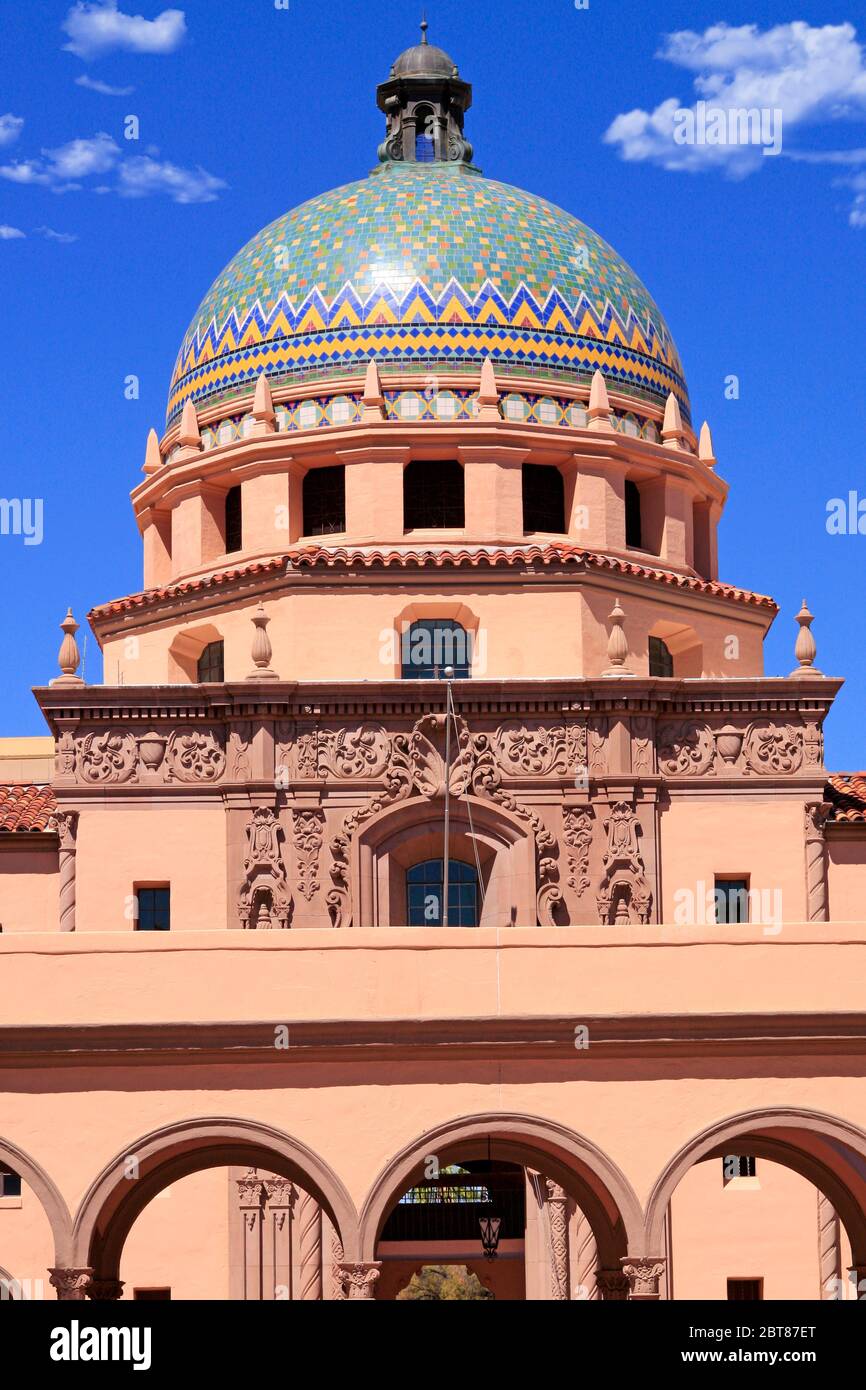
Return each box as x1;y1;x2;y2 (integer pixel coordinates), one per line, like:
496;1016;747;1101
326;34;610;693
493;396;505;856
420;14;428;44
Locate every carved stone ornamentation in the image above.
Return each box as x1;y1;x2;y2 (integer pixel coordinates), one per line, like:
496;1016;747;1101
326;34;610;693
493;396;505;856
55;729;76;781
563;807;593;896
238;808;292;929
572;1209;598;1301
296;726;320;779
227;722;252;781
631;716;654;775
275;719;295;786
293;809;324;901
336;1262;381;1300
803;719;824;769
77;730;138;784
804;801;832;923
411;714;473;797
495;722;570;777
622;1256;666;1300
49;1268;93;1301
596;1269;630;1300
472;732;562;925
331;1231;347;1300
87;1279;125;1301
318;724;390;780
658;721;714;777
295;1188;323;1301
545;1180;570;1301
165;728;226;783
328;733;414;928
588;719;608;776
597;802;653;925
818;1192;841;1298
743;722;804;776
49;809;79;933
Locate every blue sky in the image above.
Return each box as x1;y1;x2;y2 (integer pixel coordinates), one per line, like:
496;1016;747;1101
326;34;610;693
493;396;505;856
0;0;864;768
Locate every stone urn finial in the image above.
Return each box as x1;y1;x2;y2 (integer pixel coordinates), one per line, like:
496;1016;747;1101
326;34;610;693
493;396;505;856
247;604;279;681
602;598;633;677
50;608;85;686
790;599;822;677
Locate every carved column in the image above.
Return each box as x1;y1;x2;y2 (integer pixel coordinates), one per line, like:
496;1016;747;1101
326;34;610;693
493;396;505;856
50;810;79;932
236;1170;266;1301
262;1177;294;1300
49;1268;92;1301
817;1192;841;1299
596;1269;629;1300
572;1208;598;1301
295;1187;323;1301
545;1180;570;1300
336;1262;381;1300
622;1256;666;1300
804;802;831;922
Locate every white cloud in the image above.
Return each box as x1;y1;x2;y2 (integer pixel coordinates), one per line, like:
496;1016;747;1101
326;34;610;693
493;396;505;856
0;131;224;204
117;155;226;203
36;226;79;243
0;224;26;239
44;132;120;179
75;74;135;96
0;113;24;146
62;1;186;61
604;22;866;223
606;23;866;167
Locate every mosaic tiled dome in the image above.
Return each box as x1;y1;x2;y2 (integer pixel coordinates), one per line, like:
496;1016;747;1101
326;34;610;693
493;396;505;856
168;162;689;426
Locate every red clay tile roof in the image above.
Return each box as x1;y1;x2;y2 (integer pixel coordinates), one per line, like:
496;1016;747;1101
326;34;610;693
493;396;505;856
827;774;866;824
89;544;777;620
0;785;56;832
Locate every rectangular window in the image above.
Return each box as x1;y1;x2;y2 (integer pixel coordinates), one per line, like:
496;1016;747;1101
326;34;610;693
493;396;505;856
136;886;170;932
0;1172;22;1197
625;479;643;549
727;1278;763;1301
715;877;750;924
134;1288;172;1300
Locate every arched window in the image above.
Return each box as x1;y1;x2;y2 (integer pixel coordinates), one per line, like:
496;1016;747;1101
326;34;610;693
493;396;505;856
404;460;464;530
225;485;242;554
649;636;673;677
407;859;478;926
401;619;471;679
522;463;565;533
303;464;345;536
625;480;643;549
197;640;224;683
414;106;436;162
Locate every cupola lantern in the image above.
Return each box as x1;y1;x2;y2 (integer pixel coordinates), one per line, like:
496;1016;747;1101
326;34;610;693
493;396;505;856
377;21;474;167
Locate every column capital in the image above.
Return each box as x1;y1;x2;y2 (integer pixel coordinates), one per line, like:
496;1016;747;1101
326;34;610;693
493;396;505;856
87;1278;125;1301
49;1267;93;1301
336;1261;381;1300
621;1255;666;1300
596;1268;630;1300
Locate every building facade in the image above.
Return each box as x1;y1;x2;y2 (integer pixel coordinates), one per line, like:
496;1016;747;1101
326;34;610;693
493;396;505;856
2;31;866;1302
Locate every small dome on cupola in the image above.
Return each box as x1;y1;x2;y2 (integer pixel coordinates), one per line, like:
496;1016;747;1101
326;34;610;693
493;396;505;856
392;19;457;78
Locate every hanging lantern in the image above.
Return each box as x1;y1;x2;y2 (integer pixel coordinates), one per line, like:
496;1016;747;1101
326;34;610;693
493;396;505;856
479;1214;502;1260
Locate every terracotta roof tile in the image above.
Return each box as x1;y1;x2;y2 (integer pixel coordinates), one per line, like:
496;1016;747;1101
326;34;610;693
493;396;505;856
89;544;776;620
0;785;57;832
827;774;866;824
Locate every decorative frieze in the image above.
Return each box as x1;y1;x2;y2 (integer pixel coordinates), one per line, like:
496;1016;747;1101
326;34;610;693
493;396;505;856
658;717;822;778
164;728;226;783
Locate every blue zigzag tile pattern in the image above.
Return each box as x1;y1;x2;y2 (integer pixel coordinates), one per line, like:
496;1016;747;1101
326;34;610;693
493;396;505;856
168;163;689;425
